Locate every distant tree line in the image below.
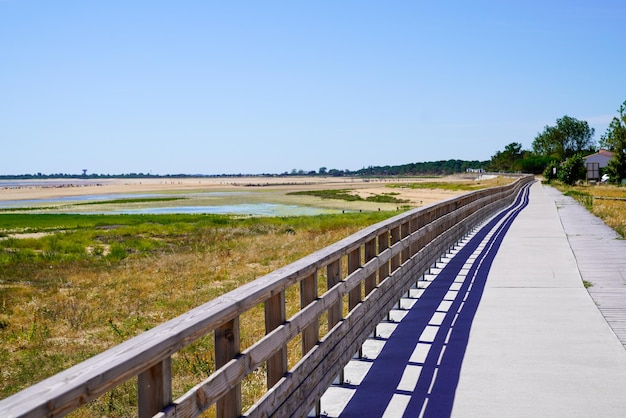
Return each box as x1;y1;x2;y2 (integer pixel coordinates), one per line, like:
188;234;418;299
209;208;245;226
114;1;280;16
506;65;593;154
352;159;489;176
5;101;625;185
2;160;491;181
281;160;489;177
0;172;283;180
0;172;210;180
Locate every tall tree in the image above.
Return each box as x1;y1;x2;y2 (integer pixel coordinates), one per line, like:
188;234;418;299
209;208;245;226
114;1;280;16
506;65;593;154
601;101;626;183
532;116;596;161
489;142;523;172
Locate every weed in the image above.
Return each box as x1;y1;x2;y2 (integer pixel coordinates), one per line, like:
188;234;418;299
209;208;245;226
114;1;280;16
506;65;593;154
107;318;126;342
564;190;594;210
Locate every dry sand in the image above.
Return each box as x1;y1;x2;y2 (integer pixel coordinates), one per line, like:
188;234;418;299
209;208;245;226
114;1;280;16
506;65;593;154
0;176;472;212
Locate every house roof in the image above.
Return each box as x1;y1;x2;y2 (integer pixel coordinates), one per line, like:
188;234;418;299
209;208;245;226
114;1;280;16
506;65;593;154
585;149;614;160
599;149;614;158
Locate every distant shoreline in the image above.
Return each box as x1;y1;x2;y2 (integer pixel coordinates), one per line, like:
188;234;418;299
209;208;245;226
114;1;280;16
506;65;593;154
0;176;389;203
0;176;470;214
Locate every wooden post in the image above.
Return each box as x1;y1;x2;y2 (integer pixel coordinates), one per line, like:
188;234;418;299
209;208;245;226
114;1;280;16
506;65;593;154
300;272;319;355
378;231;391;322
378;231;390;283
348;247;361;311
401;221;410;263
409;216;419;257
215;317;241;418
301;272;320;417
364;238;377;295
327;258;344;384
347;247;363;358
265;291;287;387
390;226;401;272
138;357;172;418
327;259;342;330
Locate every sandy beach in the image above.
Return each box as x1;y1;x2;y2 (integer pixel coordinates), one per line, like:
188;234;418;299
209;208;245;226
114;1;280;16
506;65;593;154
0;176;478;213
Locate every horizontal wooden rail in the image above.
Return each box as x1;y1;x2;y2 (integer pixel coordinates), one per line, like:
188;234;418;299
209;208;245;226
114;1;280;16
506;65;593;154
0;175;533;418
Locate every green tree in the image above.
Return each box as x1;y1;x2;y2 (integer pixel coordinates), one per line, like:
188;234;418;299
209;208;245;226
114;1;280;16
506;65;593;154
517;153;555;174
489;142;523;172
532;116;596;161
601;101;626;184
557;154;586;185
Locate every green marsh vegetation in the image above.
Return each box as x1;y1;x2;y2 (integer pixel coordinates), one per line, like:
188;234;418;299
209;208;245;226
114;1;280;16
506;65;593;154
287;188;410;204
0;197;187;213
76;197;187;206
385;176;516;192
0;210;397;415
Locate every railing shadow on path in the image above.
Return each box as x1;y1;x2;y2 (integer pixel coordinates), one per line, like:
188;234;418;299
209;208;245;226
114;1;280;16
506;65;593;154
337;183;532;418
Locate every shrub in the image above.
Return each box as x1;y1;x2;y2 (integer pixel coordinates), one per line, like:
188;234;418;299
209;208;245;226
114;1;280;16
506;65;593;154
543;161;559;182
107;244;128;261
558;154;586;185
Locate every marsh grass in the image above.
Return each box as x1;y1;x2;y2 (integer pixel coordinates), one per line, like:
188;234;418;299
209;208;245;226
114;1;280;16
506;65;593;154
386;176;516;192
287;189;410;203
76;197;187;206
0;211;395;415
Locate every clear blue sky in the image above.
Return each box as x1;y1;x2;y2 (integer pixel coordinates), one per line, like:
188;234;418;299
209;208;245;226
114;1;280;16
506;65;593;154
1;1;624;175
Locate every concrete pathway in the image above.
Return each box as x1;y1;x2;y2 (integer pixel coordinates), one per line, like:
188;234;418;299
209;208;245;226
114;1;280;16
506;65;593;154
544;186;626;347
320;181;626;417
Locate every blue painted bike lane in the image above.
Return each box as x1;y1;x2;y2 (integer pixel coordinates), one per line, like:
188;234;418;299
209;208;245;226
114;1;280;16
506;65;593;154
335;183;532;417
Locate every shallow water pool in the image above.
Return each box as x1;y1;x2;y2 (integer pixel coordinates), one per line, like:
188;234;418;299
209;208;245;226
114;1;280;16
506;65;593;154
98;203;340;216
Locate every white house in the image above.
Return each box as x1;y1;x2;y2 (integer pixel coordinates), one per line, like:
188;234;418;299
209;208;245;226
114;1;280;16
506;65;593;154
584;149;614;181
584;149;614;168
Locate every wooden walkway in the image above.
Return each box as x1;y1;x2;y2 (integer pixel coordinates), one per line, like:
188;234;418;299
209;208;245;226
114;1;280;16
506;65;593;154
544;186;626;347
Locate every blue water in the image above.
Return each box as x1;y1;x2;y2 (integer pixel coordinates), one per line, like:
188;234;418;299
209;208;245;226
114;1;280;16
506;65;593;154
0;193;170;207
108;204;338;216
0;191;251;207
0;188;340;216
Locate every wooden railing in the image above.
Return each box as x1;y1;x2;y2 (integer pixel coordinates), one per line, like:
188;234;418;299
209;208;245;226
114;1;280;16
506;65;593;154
0;175;534;418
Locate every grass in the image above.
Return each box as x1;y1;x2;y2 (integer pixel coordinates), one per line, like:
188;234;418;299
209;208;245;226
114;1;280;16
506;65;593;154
553;182;626;238
562;190;594;211
75;197;187;206
0;210;397;415
0;197;188;212
287;189;410;204
386;176;516;191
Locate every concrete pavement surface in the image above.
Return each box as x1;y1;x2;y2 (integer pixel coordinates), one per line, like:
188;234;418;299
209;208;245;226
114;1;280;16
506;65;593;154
321;181;626;418
451;182;626;417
